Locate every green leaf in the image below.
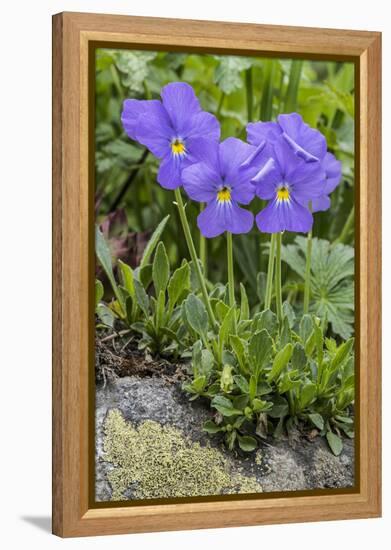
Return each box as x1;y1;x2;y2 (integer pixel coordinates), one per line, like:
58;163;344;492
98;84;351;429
95;279;104;307
219;306;236;352
115;50;157;93
291;343;307;370
96;303;115;328
299;381;317;409
257;309;278;337
269;396;289;418
248;329;273;372
203;420;222;434
152;242;170;296
238;434;257;452
330;338;354;371
192;375;207;393
118;260;135;298
280;316;291;347
184;294;208;337
168;262;190;311
326;431;343;456
308;413;324;431
140;215;170;268
211;395;242;417
134;279;150;317
282;301;296;328
234;375;249;394
230;335;247;372
267;343;293;383
299;314;313;344
282;237;354;339
214;55;253;94
155;290;166;330
95;225;123;311
240;283;250;321
252;398;272;413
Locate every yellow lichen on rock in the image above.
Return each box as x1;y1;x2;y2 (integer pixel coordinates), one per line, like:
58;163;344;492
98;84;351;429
103;409;262;501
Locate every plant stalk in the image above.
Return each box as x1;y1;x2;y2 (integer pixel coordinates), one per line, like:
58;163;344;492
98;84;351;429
260;60;276;121
275;232;283;322
284;60;303;112
265;233;277;310
227;231;237;333
174;188;216;328
245;67;254;122
199;203;207;277
303;228;313;314
334;206;354;245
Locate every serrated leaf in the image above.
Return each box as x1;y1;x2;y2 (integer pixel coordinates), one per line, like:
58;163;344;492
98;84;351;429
214;55;253;94
282;237;354;338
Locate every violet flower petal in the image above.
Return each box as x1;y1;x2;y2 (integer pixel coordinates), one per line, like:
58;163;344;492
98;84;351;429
256;197;313;234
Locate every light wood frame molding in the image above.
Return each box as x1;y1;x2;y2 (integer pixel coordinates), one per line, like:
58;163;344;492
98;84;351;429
52;11;382;537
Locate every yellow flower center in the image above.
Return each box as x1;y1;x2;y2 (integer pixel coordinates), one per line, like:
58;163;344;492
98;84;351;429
277;186;290;201
171;139;186;155
217;186;231;202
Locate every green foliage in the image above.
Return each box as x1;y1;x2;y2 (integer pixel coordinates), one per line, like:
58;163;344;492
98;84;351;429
282;236;354;339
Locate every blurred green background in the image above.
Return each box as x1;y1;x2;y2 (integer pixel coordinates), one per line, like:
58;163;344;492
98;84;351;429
95;48;355;329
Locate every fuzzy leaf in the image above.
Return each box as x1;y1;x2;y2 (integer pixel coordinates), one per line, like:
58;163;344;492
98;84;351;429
184;294;208;337
267;343;293;383
326;431;343;456
152;242;170;296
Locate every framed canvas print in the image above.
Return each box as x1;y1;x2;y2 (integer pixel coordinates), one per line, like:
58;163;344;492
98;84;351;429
52;12;382;537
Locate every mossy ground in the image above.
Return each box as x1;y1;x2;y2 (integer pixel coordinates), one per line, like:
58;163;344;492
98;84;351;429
103;409;263;500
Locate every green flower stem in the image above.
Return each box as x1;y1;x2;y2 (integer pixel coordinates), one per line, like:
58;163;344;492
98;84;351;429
227;231;237;332
260;59;276;121
334;206;354;245
275;232;283;322
245;67;253;122
217;91;225;116
265;233;277;310
284;60;303;112
303;227;313;314
199;203;207;277
174;188;216;328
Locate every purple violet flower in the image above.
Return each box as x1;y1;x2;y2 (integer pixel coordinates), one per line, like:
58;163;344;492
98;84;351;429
251;137;326;234
247;113;342;212
182;137;267;238
121;82;220;190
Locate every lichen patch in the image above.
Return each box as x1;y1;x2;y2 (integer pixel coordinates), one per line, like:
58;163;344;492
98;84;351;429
103;409;262;500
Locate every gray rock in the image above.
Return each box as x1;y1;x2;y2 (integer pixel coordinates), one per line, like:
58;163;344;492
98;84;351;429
95;376;354;501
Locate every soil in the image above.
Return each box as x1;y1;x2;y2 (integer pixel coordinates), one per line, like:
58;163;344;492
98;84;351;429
95;335;355;502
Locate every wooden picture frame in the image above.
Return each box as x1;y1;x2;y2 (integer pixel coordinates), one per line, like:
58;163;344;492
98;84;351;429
52;11;381;537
